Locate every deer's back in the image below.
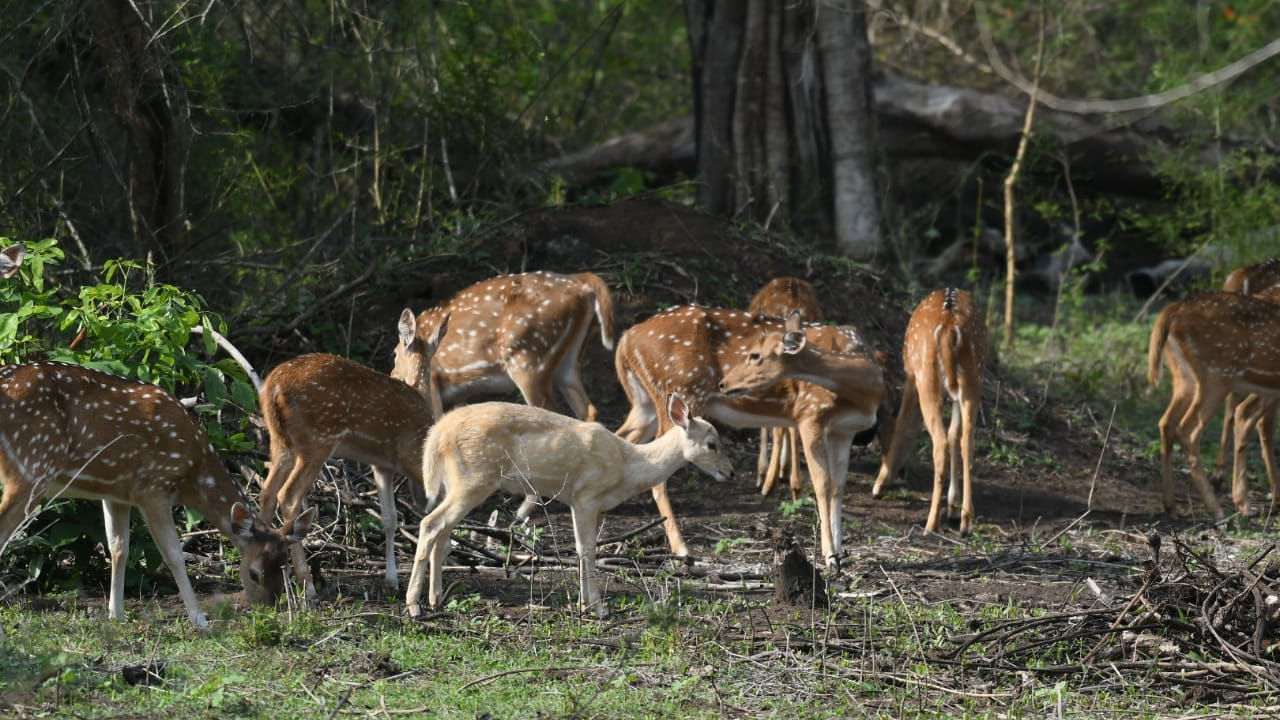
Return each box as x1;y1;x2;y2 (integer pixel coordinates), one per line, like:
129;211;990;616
424;272;594;385
0;362;219;503
428;401;619;497
262;353;430;468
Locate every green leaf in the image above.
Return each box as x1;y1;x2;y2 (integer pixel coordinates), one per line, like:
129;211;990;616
231;379;258;411
203;368;228;406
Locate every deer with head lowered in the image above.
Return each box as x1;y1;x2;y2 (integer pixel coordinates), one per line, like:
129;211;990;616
393;271;615;422
256;318;449;600
870;288;987;534
1150;290;1280;519
746;277;825;498
0;362;313;628
405;393;732;617
619;306;888;570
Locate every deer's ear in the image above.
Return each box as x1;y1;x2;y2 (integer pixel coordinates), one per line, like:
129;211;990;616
427;312;450;350
0;244;24;279
781;330;806;355
784;309;803;332
667;393;691;431
230;502;258;539
285;507;318;542
398;309;417;348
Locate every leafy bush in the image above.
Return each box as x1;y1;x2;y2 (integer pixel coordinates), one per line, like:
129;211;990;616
0;237;258;595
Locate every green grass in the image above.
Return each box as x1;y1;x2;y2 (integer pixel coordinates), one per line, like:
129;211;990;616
4;572;1277;719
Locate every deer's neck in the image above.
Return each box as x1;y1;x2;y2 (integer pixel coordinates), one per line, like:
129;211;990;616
179;455;251;550
788;348;882;398
623;430;690;490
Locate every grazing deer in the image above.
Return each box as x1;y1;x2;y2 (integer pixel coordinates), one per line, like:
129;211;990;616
747;278;824;497
871;289;987;535
1214;259;1280;479
257;318;448;600
0;362;313;628
393;271;615;422
1149;291;1280;519
405;394;732;617
617;306;887;570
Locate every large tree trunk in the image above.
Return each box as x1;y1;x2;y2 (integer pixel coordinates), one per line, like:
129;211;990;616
685;0;883;258
85;0;187;262
816;0;883;259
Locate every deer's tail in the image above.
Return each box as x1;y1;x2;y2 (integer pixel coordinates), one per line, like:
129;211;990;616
573;272;617;350
1147;305;1175;385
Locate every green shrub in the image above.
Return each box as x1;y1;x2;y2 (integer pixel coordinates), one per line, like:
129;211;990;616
0;237;258;595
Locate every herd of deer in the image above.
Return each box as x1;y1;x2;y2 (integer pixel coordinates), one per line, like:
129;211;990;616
0;238;1275;624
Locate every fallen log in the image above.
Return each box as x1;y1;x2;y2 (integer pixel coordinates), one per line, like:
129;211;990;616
542;71;1274;198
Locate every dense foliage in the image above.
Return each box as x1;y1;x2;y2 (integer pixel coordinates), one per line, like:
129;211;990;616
2;2;1278;327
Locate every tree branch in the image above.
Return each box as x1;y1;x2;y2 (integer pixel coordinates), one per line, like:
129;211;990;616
976;4;1280;116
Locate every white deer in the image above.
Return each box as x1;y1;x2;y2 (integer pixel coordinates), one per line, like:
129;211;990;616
405;394;733;616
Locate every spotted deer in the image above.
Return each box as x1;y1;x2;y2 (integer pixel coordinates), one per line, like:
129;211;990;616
393;271;615;422
1214;259;1280;480
257;318;448;600
616;306;887;570
0;362;312;628
871;289;987;535
405;394;732;617
747;277;824;497
1149;291;1280;519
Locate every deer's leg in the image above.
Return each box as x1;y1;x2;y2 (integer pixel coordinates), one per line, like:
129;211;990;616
406;487;487;614
918;378;950;533
874;400;899;472
102;500;132;622
569;505;604;615
1158;381;1193;516
371;466;400;591
0;475;40;559
873;375;921;498
275;455;328;601
822;429;853;562
257;448;296;522
1260;399;1279;512
555;356;598;423
614;368;659;443
1232;395;1263;516
615;403;658;445
1178;382;1227;522
514;496;540;523
135;499;208;629
508;363;556;413
1216;391;1236;479
405;505;443;615
761;428;783;495
786;428;804;501
798;422;838;570
405;469;430;514
756;428;771;490
958;390;980;536
649;480;688;557
946;399;962;517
